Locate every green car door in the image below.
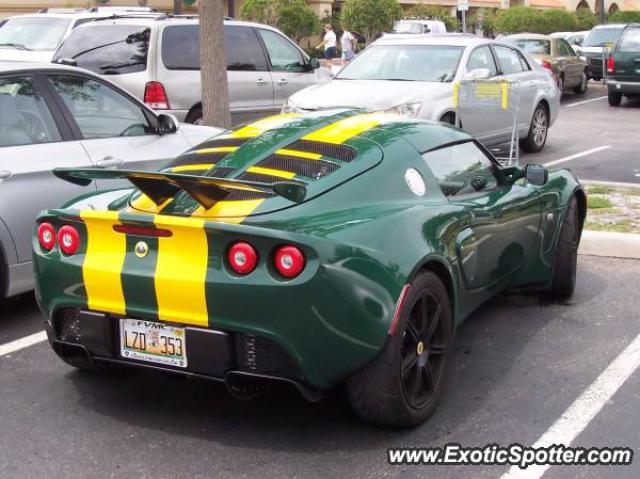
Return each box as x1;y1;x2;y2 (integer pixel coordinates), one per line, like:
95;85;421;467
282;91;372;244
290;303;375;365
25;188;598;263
422;141;541;295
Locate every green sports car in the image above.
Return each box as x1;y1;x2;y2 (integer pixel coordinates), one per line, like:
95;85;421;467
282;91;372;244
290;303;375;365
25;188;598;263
33;110;586;426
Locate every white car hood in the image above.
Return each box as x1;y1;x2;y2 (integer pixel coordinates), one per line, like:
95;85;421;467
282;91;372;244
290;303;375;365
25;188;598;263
0;49;54;62
289;79;451;112
178;123;226;147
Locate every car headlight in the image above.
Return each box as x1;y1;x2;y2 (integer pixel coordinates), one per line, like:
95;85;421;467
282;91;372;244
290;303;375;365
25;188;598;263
385;102;422;118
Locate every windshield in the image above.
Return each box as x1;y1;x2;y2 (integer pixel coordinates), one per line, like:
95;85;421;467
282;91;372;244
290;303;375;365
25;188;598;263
336;45;463;82
393;22;423;34
510;39;550;55
0;17;70;51
53;25;150;74
583;28;623;47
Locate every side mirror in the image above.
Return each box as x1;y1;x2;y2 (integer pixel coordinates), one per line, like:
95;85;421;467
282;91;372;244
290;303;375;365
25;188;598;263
308;57;320;70
55;57;77;67
156;113;178;135
525;164;548;186
465;68;491;81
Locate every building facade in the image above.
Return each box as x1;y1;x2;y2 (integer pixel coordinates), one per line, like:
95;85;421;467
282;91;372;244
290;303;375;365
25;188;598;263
0;0;637;20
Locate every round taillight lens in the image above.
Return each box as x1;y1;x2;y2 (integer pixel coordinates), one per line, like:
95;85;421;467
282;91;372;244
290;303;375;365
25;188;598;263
228;241;258;275
37;223;56;251
274;245;305;278
58;225;80;255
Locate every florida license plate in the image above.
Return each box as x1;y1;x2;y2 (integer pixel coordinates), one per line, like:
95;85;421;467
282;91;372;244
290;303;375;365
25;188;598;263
120;319;187;368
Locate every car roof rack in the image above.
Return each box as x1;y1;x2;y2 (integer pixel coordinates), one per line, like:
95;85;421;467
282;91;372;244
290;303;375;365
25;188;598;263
38;8;86;14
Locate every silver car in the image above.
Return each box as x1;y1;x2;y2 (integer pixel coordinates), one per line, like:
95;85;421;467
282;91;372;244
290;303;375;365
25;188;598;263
53;15;331;125
0;62;222;298
285;35;560;152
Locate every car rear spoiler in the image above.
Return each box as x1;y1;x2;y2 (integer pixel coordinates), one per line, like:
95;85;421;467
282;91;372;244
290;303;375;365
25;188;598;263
53;168;307;209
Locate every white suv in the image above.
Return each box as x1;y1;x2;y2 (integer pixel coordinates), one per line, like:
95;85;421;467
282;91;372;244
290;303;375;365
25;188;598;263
53;15;332;125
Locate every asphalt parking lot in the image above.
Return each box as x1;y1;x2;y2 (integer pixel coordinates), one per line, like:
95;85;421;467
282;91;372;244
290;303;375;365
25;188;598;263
1;82;639;479
523;82;640;185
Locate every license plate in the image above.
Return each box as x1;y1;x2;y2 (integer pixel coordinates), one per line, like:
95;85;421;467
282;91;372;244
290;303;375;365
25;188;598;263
120;319;187;368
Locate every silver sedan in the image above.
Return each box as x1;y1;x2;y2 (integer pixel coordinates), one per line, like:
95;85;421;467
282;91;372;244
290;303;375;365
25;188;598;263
285;35;560;152
0;62;222;299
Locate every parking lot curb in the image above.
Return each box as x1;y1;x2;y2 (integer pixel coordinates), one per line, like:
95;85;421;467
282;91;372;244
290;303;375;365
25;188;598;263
579;230;640;259
582;180;640;190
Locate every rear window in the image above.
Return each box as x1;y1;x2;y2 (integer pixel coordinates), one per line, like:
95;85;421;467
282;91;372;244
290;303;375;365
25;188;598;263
53;24;150;74
161;25;268;71
583;28;623;47
618;29;640;53
0;17;70;51
511;39;550;56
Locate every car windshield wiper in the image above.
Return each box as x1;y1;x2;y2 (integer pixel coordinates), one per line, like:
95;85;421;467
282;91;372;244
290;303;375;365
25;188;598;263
99;61;145;72
0;42;32;51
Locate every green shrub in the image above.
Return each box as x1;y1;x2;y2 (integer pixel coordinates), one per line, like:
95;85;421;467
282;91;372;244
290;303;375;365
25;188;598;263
495;6;545;34
540;9;577;34
608;11;640;24
575;7;598;30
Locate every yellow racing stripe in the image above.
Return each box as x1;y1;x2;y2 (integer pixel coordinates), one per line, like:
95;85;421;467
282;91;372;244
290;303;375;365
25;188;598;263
80;210;127;315
191;199;265;223
302;113;383;144
227;113;301;138
153;215;209;326
275;148;322;160
170;163;214;173
194;146;238;155
246;166;297;179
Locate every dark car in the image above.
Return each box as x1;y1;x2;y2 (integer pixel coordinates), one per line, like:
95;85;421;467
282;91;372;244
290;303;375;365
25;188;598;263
607;24;640;106
578;24;627;81
34;111;585;427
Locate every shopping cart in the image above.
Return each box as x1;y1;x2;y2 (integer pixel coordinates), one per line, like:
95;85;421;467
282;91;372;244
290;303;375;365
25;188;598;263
453;79;521;166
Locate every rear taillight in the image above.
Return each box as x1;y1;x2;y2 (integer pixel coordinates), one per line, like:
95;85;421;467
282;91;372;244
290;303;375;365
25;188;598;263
37;223;56;251
274;245;305;278
144;81;170;110
607;55;615;74
58;225;80;255
228;242;258;275
541;60;552;71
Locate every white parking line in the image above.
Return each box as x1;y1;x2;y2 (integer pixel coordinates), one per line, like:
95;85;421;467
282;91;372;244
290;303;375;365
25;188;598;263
499;331;640;479
565;96;607;108
0;331;47;357
544;146;611;167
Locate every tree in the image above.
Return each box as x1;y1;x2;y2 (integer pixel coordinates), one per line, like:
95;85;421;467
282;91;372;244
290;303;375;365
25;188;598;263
341;0;403;46
469;8;499;37
239;0;280;25
200;0;231;128
574;7;598;31
406;2;459;32
277;0;320;43
495;6;545;34
540;9;577;34
240;0;319;43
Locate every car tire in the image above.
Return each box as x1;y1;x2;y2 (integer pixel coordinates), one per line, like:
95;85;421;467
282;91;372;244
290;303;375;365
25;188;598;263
573;73;588;95
547;197;581;300
185;106;204;125
346;272;454;427
557;75;564;98
608;90;622;107
520;103;549;153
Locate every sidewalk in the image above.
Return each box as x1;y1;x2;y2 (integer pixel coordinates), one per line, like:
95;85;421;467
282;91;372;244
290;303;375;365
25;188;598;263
579;230;640;260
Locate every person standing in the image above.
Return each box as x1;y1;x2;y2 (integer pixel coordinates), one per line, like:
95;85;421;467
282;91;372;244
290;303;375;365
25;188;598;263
316;24;337;67
340;29;356;64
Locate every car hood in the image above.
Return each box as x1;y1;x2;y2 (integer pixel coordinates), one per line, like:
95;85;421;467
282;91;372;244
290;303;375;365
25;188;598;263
178;123;226;147
0;49;53;62
289;79;451;112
